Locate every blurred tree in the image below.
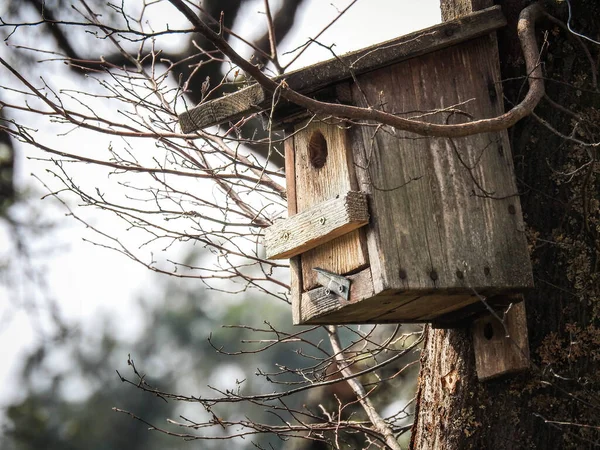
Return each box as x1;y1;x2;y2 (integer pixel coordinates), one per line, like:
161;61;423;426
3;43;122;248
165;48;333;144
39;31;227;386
3;271;293;450
4;259;419;449
0;110;14;214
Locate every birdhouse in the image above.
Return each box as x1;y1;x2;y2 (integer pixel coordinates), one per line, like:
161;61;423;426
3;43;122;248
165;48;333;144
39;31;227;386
179;6;533;329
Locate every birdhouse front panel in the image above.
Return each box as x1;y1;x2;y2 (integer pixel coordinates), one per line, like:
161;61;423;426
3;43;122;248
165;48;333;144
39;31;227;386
292;121;369;291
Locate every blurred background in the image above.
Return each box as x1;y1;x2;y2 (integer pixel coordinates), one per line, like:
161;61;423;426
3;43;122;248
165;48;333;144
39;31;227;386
0;1;440;448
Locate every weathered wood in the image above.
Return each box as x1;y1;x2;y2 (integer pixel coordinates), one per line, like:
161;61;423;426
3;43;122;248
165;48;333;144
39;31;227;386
258;5;534;326
289;256;302;324
178;6;506;132
290;33;533;324
378;293;478;323
284;132;297;217
299;288;531;325
179;86;266;133
292;34;533;324
264;191;369;260
472;298;530;380
349;34;533;300
284;132;304;325
294;121;368;291
296;267;374;324
430;293;518;327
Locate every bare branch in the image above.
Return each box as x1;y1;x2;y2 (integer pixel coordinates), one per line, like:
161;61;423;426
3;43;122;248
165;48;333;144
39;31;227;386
169;1;546;138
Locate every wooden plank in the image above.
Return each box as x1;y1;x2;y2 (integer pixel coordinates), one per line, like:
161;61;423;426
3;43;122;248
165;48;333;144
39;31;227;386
284;132;304;324
416;295;480;321
294;121;368;291
284;132;298;216
296;267;374;324
363;292;475;323
349;34;533;310
472;298;530;380
178;6;506;131
179;86;266;133
319;292;421;324
431;291;522;327
290;256;302;324
264;191;368;260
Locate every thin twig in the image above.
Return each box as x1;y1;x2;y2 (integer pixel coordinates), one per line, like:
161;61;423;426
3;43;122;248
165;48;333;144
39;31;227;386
169;0;545;138
326;325;403;450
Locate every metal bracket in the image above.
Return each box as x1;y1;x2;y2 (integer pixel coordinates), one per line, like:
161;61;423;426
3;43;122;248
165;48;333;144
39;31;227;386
313;268;351;300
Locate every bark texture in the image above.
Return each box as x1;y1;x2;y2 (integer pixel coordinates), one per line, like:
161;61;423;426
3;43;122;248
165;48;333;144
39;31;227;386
411;0;600;448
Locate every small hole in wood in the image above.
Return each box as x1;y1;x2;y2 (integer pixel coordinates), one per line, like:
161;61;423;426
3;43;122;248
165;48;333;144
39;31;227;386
308;130;328;169
483;322;494;340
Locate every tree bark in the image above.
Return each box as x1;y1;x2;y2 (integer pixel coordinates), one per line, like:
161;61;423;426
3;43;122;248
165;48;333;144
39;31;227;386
411;1;600;448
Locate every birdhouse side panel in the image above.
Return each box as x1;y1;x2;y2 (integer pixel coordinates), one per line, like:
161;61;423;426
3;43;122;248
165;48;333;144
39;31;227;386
349;35;532;302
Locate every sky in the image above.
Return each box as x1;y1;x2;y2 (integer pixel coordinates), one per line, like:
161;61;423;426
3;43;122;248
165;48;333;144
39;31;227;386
0;0;440;419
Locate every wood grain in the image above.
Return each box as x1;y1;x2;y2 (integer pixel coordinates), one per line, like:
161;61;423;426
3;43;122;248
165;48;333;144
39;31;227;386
472;298;530;380
264;191;369;260
284;132;304;324
349;34;533;299
296;267;374;324
294;121;368;291
179;85;266;133
294;35;533;324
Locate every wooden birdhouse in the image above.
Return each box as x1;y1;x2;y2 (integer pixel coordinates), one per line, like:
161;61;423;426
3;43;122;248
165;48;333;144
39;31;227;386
179;7;533;333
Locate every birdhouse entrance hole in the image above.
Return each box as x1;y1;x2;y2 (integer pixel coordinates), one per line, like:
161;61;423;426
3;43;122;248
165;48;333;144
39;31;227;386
308;130;328;169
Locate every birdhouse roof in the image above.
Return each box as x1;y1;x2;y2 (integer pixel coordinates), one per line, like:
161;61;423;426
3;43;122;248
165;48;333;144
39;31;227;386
178;6;505;133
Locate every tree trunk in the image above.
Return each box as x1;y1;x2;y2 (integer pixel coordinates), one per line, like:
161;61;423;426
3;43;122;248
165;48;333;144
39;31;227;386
411;0;600;448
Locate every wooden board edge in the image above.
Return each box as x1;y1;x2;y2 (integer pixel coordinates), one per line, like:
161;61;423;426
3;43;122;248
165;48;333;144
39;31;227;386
285;133;304;325
290;256;303;325
472;299;530;381
284;129;297;216
179;84;266;132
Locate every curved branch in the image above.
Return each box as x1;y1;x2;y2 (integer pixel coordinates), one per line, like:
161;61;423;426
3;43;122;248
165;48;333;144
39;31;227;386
169;0;545;138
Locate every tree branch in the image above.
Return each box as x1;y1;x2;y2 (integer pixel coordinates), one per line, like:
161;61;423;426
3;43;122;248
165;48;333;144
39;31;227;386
169;0;545;138
327;325;403;450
